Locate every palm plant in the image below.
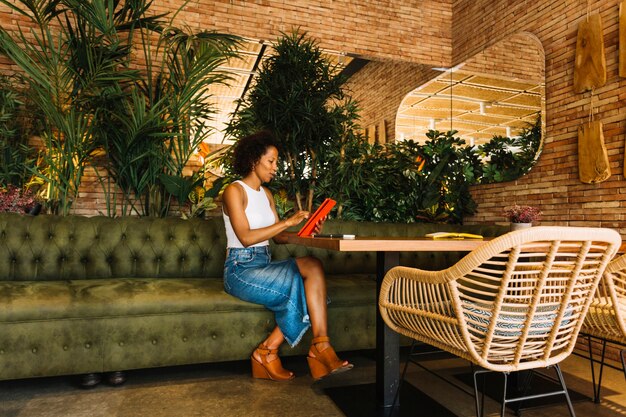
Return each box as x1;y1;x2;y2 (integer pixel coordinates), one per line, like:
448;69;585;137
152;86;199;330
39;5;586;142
121;27;239;216
0;0;156;214
0;0;239;216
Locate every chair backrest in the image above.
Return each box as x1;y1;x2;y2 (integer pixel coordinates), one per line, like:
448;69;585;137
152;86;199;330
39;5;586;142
379;226;621;373
450;226;620;371
582;252;626;342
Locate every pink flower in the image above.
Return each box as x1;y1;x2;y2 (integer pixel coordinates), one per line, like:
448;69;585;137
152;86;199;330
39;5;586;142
503;204;541;223
0;186;37;214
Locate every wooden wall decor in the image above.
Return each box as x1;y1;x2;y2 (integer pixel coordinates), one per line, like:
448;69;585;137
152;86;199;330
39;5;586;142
578;120;611;183
573;14;607;93
366;124;376;144
378;120;387;143
618;0;626;77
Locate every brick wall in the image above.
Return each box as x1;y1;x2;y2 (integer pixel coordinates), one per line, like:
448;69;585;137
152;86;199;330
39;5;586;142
452;0;626;237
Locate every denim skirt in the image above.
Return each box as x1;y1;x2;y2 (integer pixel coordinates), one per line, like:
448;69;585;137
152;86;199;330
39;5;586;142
223;246;310;347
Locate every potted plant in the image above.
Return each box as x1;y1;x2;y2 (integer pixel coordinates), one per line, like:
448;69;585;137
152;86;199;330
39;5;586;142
503;204;541;231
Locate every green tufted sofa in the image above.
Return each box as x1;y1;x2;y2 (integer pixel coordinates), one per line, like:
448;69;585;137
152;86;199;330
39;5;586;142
0;213;508;382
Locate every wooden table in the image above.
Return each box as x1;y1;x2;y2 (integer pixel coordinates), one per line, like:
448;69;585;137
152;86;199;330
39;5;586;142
286;235;490;413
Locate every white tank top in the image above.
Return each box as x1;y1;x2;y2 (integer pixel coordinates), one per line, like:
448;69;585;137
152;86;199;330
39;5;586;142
223;180;276;248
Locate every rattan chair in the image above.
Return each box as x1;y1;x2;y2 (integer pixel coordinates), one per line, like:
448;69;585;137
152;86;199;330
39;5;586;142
379;226;621;417
580;251;626;402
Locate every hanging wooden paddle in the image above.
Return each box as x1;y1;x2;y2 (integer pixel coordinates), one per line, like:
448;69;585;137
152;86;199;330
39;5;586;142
573;14;606;93
578;120;610;183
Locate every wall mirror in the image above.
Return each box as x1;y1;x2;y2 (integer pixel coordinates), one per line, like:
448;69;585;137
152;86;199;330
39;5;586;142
395;33;545;182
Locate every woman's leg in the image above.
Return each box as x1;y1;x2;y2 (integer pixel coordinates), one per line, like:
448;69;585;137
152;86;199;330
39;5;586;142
252;326;294;380
256;326;286;362
296;256;349;367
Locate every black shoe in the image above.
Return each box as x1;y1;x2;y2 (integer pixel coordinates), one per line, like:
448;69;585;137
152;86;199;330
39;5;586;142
106;371;127;386
79;373;102;388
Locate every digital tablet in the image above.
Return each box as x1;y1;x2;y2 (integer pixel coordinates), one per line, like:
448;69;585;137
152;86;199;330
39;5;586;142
297;198;337;237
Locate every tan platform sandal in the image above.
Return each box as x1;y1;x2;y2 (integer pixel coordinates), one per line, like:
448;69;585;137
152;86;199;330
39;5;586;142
307;336;354;381
251;343;295;381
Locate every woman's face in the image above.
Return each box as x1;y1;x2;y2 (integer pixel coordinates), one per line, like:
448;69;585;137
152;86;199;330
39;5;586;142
252;146;278;183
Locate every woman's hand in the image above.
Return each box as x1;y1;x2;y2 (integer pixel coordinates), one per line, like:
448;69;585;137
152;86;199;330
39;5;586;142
312;216;327;235
284;210;310;227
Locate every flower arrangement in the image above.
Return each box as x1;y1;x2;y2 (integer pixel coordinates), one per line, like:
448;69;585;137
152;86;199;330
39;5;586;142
503;204;542;224
0;185;39;214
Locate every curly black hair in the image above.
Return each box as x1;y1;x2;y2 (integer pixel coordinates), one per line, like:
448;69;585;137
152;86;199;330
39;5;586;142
232;131;279;177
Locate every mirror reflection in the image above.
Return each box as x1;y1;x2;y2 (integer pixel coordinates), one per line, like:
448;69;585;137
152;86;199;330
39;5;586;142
395;33;545;182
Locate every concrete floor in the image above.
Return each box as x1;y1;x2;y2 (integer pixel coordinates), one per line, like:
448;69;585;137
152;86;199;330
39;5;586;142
0;350;624;417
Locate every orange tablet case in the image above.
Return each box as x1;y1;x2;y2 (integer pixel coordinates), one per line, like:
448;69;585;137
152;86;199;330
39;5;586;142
297;198;336;237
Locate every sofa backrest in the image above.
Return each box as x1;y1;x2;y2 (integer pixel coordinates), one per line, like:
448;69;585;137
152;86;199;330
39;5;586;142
0;213;509;281
0;214;227;281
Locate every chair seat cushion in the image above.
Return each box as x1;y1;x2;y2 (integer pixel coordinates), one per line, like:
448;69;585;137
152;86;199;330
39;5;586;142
462;300;573;337
0;274;375;322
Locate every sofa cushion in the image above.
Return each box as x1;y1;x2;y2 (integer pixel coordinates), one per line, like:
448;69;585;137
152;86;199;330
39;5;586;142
0;274;376;322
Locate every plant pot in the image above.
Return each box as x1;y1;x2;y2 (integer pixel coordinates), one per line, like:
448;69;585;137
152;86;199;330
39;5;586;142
510;222;532;232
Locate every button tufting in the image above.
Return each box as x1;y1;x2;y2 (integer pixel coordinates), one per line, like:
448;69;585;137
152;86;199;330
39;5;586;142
119;341;124;347
344;326;349;332
0;349;4;354
152;339;157;345
63;345;68;351
182;336;188;342
240;332;245;338
84;343;91;349
31;347;37;354
211;334;217;340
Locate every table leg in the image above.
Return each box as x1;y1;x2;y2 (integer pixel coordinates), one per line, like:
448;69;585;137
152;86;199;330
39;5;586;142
376;251;400;410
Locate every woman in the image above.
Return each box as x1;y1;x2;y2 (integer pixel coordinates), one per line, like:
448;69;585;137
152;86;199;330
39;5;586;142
222;131;353;381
